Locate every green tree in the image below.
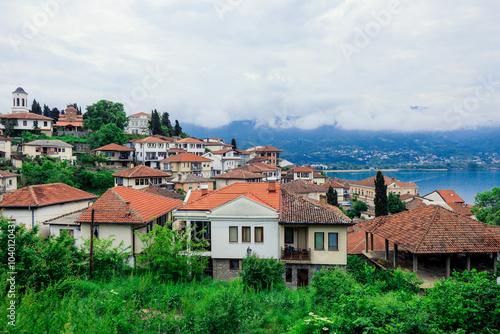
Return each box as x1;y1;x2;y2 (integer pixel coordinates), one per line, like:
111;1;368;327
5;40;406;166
137;223;208;281
174;120;182;136
148;109;164;135
231;138;237;149
326;186;339;207
50;107;60;122
30;99;42;115
0;119;18;136
88;123;127;150
471;187;500;225
239;254;285;291
43;104;51;118
32;120;40;135
348;200;368;219
374;171;388;217
161;112;173;136
388;192;406;214
83;100;128;131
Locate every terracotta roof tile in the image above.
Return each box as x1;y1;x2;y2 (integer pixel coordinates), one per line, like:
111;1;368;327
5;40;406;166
0;183;97;207
138;186;183;199
112;165;171;178
212;169;265;180
136;136;171;143
176;137;205;144
279;190;352;225
435;190;465;203
23;140;72;148
128;112;151;117
0;113;53;121
171;174;214;183
281;180;325;193
0;170;19;177
357;205;500;253
353;175;417;188
160;153;212;163
247;145;282;152
92;143;134;152
319;179;347;190
77;186;183;224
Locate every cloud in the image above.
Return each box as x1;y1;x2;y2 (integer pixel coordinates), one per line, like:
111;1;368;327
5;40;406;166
1;0;500;131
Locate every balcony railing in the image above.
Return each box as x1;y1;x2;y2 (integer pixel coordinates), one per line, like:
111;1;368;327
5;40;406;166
280;247;311;261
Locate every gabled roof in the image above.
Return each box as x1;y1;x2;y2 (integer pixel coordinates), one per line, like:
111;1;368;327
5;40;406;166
434;190;465;203
23;140;72;148
92;143;134;152
77;186;183;224
171;174;214;184
279;190;351;225
136;135;171;143
0;183;97;208
319;179;347;190
247;145;282;152
212;169;265;180
0;113;53;120
138;185;183;199
159;153;212;163
128;112;151;117
291;166;314;173
178;182;280;211
357;205;500;254
281;179;325;193
210;149;232;154
0;170;19;177
353;175;417;188
176;137;205;144
237;163;280;174
112;165;171;178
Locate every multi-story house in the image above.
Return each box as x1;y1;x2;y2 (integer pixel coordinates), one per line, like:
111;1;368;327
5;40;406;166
174;182;352;286
170;174;215;192
203;149;244;176
350;175;418;207
282;166;314;183
0;136;13;159
281;179;326;201
22;140;75;161
112;165;172;189
201;138;234;152
319;179;350;203
174;137;206;156
238;162;282;181
159;153;212;178
127;112;151;135
246;145;282;165
134;136;172;168
212;169;265;189
91;143;135;168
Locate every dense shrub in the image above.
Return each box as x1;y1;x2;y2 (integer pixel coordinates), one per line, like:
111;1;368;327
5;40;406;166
81;236;131;279
311;267;356;310
239;254;285;291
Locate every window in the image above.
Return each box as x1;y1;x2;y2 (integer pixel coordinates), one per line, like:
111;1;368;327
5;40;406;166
229;259;239;270
116;177;123;186
242;226;251;242
135;179;140;186
60;229;74;237
229;226;238;242
285;268;292;283
140;179;144;185
93;226;99;239
255;227;263;243
62;148;65;152
44;121;47;127
285;227;294;243
314;232;324;250
23;120;27;126
328;233;339;251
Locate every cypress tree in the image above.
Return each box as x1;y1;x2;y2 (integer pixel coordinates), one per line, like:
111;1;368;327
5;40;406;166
174;120;182;136
374;171;388;217
43;104;51;118
326;186;339;207
231;138;237;149
161;112;174;136
31;99;42;115
149;109;163;135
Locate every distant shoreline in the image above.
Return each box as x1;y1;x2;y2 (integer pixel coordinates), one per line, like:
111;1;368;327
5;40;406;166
323;168;449;172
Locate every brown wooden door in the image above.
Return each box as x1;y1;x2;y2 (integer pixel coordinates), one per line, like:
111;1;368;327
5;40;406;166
297;269;309;287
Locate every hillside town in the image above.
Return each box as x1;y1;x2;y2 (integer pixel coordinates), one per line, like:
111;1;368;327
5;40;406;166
2;87;499;289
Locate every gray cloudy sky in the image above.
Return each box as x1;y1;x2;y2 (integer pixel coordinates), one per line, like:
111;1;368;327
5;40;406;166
1;0;500;131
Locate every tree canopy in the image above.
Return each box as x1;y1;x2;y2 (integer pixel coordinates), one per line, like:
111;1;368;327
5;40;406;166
326;186;339;207
471;187;500;225
231;138;237;149
148;109;164;136
374;171;388;217
161;112;173;136
30;99;42;115
83;100;128;131
388;192;406;214
88;123;127;149
174;120;182;136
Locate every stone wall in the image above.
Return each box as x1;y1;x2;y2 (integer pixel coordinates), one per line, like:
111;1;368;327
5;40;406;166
283;263;346;288
213;258;241;281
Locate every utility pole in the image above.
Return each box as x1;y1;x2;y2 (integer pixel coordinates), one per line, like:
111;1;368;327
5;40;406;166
89;208;94;278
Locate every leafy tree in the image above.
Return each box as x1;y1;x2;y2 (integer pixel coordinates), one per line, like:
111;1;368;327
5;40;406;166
50;107;60;122
161;112;173;136
32;120;40;135
311;267;356;310
374;171;388;217
174;120;182;136
30;99;42;115
348;200;368;219
137;223;208;281
231;138;237;149
81;236;130;279
0;119;18;136
148;109;164;135
88;123;127;150
471;187;500;225
326;186;339;207
388;192;406;214
239;254;285;291
43;104;51;118
83;100;128;131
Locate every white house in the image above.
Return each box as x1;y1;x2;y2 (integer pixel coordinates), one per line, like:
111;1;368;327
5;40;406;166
203;149;242;176
134;135;172;168
22;140;75;161
174;137;206;156
127;112;151;135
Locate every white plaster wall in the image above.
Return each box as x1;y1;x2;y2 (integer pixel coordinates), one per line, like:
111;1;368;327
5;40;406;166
50;224;83;247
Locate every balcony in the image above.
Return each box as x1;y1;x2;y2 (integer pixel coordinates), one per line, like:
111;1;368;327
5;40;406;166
280;247;311;261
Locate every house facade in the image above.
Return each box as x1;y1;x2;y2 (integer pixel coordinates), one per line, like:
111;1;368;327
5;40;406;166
0;136;13;159
127;112;151;135
22;140;75;161
134;135;172;168
112;164;172;189
203;149;242;176
0;113;54;137
170;174;215;192
174;137;206;156
159;153;212;178
92;143;135;168
212;169;265;189
246;145;282;165
351;175;418;207
0;170;19;194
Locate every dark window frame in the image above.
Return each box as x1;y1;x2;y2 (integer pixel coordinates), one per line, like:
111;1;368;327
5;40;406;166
229;259;239;270
328;232;339;251
285;227;294;244
314;232;324;250
229;226;238;243
255;227;264;243
242;226;251;243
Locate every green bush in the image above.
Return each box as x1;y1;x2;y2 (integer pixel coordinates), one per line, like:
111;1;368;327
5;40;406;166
81;236;131;279
311;267;356;309
239;254;285;291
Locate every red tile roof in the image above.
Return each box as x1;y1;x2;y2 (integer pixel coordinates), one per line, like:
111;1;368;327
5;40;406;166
319;179;347;190
129;112;151;117
212;169;265;180
353;175;417;188
281;180;325;193
279;190;351;225
176;137;205;144
178;182;280;211
54;121;83;127
112;165;171;178
159;153;212;163
77;186;183;224
0;183;97;207
211;149;232;154
0;170;19;177
435;190;465;203
136;136;171;143
292;166;314;173
138;186;183;199
447;202;474;216
92;143;134;152
0;113;53;120
248;145;282;152
171;174;214;183
406;198;428;211
357;205;500;253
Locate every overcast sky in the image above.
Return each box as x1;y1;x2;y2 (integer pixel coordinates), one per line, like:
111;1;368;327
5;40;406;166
1;0;500;132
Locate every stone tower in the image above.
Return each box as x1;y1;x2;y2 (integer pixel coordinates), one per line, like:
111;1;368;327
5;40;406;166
12;87;29;114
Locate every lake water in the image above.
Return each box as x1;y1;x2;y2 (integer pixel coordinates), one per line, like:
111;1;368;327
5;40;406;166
325;170;500;205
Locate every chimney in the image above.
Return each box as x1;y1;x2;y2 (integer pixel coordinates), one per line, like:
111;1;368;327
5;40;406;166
200;184;209;196
268;180;277;193
319;195;327;205
125;202;131;217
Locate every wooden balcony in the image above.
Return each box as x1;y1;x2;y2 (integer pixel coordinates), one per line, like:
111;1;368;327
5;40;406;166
280;247;311;261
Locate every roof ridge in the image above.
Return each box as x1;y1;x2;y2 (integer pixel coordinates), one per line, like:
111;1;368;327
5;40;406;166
413;206;440;253
111;187;144;222
27;186;39;206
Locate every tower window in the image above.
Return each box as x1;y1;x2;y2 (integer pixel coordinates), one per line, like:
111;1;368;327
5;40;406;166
22;99;24;106
17;98;20;106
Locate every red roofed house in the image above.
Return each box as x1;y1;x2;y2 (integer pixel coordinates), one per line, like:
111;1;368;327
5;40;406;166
282;166;315;183
53;106;85;134
175;137;206;156
74;186;183;264
422;190;475;217
112;164;172;189
159;153;212;178
202;149;251;176
0;170;19;194
127;112;151;135
350;175;418;207
0;183;98;236
134;135;173;168
246;145;282;165
91;143;135;168
174;182;352;286
22;140;76;162
281;179;326;201
212;169;265;189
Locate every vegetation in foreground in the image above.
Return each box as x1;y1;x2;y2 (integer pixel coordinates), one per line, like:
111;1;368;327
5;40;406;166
1;220;500;333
